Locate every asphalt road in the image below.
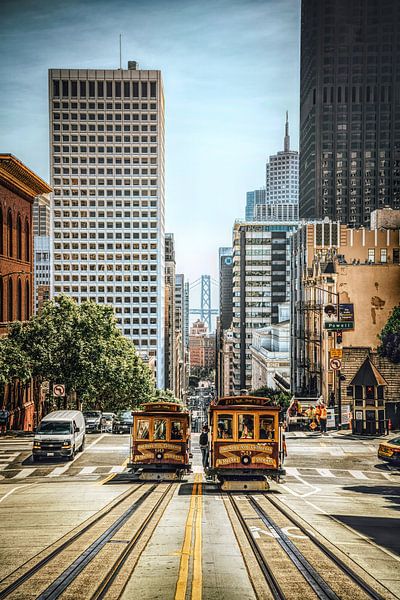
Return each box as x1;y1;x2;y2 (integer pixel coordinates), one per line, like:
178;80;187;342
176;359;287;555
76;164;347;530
0;430;398;598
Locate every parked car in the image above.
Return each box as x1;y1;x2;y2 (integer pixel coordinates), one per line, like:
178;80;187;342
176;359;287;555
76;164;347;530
113;410;133;434
32;410;85;461
378;436;400;466
101;412;116;432
83;410;102;433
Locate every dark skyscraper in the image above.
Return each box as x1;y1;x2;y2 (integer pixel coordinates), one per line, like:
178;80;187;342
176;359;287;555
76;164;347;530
299;0;400;226
219;247;233;331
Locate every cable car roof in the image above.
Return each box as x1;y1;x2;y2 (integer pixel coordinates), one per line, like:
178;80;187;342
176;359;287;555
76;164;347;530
138;401;188;414
210;396;280;410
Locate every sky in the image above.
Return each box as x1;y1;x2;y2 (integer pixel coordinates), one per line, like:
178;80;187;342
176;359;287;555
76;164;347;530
0;0;300;313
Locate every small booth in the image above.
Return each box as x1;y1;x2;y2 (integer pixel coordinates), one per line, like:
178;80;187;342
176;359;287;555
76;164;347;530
350;358;388;435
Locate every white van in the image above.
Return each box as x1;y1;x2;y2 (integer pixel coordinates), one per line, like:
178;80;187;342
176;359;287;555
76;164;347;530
32;410;86;461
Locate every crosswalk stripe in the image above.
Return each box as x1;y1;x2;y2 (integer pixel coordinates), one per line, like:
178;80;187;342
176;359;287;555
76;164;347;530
285;467;300;477
79;466;97;475
47;465;70;477
13;468;36;479
349;470;369;480
0;464;10;471
109;465;125;474
317;468;335;478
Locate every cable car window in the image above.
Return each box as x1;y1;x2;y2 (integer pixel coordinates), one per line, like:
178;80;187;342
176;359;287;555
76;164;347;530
171;421;184;440
259;417;274;439
137;419;149;439
238;414;254;439
217;415;233;439
154;419;166;440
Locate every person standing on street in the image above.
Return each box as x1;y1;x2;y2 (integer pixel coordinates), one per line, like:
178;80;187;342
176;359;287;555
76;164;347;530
199;425;209;470
319;403;328;434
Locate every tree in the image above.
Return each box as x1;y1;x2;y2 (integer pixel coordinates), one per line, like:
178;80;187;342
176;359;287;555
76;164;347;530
250;385;291;408
378;306;400;364
3;296;155;414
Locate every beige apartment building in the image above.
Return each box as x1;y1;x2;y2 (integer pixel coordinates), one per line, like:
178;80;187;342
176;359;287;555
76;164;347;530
291;211;400;433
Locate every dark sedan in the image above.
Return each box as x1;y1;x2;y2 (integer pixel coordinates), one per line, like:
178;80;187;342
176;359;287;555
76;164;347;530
113;410;133;434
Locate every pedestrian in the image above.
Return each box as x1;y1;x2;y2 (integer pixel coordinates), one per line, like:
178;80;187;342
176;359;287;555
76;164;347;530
0;408;9;435
314;403;321;430
199;425;209;470
319;402;328;434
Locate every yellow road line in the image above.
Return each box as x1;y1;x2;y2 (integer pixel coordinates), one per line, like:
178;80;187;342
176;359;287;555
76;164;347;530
175;473;202;600
100;457;129;485
192;476;202;600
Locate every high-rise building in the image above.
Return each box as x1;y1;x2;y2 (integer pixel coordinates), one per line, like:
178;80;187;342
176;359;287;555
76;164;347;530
218;247;233;330
49;63;165;387
300;0;400;226
265;112;299;209
245;188;266;220
232;221;297;391
164;233;176;393
33;194;52;312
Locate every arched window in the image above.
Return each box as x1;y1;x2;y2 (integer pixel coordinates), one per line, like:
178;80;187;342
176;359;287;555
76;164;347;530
0;206;3;255
17;215;22;260
25;219;30;262
0;279;3;322
7;210;12;257
7;278;13;322
17;279;22;321
25;280;30;319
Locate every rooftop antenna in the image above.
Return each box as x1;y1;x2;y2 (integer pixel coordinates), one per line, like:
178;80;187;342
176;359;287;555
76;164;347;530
119;34;122;69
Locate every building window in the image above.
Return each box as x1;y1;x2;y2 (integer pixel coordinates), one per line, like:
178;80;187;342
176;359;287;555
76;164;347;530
17;279;22;321
7;278;13;321
25;219;30;262
7;209;12;257
380;248;387;263
17;215;22;260
368;248;375;262
25;280;30;319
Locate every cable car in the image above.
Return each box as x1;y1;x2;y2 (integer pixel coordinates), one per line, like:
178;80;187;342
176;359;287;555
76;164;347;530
208;395;285;491
129;401;191;481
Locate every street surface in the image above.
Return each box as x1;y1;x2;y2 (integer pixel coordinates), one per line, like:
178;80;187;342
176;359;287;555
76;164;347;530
0;430;398;599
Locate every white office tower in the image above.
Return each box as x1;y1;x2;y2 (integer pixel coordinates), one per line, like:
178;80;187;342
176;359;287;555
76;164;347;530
263;112;299;220
49;63;165;387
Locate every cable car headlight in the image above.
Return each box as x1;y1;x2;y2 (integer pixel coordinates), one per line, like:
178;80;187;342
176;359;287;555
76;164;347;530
241;454;251;465
156;451;163;460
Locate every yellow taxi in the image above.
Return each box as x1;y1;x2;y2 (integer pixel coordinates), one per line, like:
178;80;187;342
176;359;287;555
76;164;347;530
378;436;400;466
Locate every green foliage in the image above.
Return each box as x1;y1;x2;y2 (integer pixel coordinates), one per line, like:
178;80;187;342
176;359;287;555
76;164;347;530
1;295;155;411
378;306;400;364
250;385;291;408
145;389;184;405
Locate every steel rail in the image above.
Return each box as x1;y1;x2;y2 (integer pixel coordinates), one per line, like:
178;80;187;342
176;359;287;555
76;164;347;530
36;484;161;600
264;494;385;600
227;494;286;600
91;483;175;600
0;483;147;600
248;496;339;600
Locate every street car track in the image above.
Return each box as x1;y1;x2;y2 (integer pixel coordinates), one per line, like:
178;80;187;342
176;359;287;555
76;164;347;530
0;482;174;599
226;493;384;600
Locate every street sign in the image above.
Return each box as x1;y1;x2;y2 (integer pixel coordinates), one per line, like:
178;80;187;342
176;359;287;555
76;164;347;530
330;349;343;359
53;384;65;397
329;358;342;370
324;321;354;330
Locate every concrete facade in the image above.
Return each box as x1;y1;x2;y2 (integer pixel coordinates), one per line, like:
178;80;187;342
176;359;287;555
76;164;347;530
49;64;166;387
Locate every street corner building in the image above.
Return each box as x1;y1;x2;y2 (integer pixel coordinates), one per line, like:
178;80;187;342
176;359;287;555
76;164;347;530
0;154;52;430
291;212;400;433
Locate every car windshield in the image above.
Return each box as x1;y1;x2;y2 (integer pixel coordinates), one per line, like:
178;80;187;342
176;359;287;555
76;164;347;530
389;437;400;446
84;412;101;418
37;421;72;435
102;413;114;419
118;411;132;420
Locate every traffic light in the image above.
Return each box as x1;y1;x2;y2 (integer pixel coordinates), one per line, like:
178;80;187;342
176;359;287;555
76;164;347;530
336;330;343;344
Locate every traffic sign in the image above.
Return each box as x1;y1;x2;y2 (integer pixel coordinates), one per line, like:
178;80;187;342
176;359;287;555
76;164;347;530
53;384;65;397
324;321;354;330
330;349;343;359
330;358;342;371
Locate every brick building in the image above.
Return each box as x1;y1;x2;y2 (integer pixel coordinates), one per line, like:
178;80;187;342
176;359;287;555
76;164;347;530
0;154;52;429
